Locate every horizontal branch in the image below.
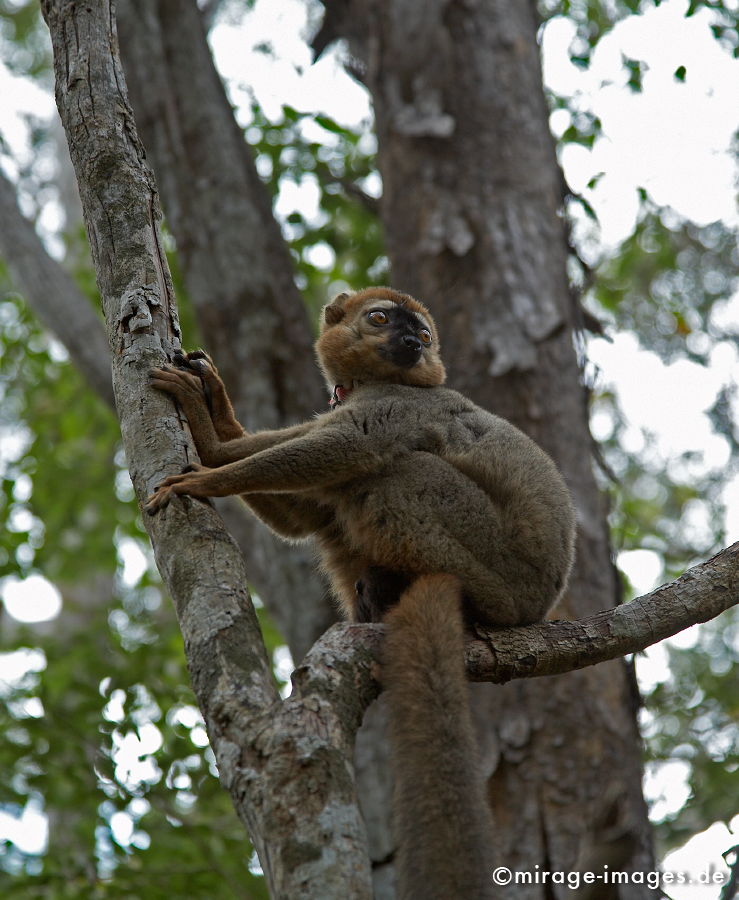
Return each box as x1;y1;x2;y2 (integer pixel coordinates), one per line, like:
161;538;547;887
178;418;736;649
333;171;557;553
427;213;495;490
299;542;738;714
467;541;738;681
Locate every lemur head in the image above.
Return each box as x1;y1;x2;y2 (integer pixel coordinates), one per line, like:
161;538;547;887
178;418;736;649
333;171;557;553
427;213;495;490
316;287;446;391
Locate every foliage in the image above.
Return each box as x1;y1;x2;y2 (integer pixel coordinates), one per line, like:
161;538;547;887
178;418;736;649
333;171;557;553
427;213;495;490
246;103;386;325
539;0;739;853
0;582;269;898
594;200;739;367
0;0;51;81
538;1;739;67
642;609;739;851
0;265;273;895
586;195;739;847
0;294;124;582
590;200;739;581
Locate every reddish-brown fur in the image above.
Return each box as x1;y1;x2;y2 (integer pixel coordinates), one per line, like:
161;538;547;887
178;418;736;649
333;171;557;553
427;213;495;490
146;288;575;898
384;574;495;899
316;288;446;391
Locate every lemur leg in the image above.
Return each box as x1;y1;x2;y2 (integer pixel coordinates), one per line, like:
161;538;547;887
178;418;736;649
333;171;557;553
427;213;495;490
338;454;535;625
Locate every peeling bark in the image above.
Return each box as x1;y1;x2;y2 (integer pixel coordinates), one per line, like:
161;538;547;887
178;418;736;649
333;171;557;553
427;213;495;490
310;543;738;706
332;0;659;893
116;0;322;429
38;1;738;897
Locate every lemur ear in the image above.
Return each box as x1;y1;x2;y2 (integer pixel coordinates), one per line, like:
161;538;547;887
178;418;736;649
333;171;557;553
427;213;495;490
323;293;350;326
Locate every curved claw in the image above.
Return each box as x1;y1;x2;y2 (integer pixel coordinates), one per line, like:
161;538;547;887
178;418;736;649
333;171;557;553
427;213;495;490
170;349;214;376
185;349;213;365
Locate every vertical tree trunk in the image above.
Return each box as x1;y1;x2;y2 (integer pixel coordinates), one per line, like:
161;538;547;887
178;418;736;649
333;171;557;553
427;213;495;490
333;1;655;893
116;0;335;660
39;0;661;893
39;4;374;894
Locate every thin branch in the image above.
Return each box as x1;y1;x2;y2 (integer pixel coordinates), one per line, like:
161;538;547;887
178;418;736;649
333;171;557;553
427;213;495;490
313;160;380;214
299;543;738;712
468;541;738;681
37;5;738;898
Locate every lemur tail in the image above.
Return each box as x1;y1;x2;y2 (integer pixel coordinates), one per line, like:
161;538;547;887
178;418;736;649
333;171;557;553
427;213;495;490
383;573;495;900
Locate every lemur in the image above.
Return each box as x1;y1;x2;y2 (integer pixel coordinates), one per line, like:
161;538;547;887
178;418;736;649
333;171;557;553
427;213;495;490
146;287;576;899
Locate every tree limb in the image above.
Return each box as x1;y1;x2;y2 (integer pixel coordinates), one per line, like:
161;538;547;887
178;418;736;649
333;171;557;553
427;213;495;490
116;0;335;658
38;3;737;897
116;0;324;430
0;168;114;408
299;542;738;712
468;541;738;681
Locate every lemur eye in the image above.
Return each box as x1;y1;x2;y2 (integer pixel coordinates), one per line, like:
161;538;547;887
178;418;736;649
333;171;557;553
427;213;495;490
368;310;389;325
419;329;432;345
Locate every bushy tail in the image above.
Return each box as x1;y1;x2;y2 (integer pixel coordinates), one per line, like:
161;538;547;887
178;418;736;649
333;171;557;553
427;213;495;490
383;574;495;900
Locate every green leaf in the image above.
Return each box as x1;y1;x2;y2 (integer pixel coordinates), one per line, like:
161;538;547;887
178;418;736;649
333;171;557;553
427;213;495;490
622;54;647;92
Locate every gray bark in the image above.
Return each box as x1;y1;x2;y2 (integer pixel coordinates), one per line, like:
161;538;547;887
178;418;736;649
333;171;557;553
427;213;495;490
330;0;656;894
116;0;323;429
115;0;334;660
40;2;371;896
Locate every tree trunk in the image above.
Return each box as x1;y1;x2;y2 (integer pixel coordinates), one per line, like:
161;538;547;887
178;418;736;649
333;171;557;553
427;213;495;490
39;3;373;895
115;0;334;660
332;1;656;894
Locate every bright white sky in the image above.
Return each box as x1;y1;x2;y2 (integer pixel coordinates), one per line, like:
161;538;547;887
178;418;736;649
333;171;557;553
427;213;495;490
0;0;738;890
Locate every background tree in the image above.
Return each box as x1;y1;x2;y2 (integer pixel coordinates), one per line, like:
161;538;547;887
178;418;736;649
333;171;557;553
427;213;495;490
0;0;737;897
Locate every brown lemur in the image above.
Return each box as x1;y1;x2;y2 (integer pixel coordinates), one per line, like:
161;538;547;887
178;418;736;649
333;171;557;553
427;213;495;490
146;286;576;900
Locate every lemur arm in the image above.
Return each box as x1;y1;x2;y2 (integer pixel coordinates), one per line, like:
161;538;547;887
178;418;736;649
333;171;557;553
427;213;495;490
149;363;314;467
145;416;392;513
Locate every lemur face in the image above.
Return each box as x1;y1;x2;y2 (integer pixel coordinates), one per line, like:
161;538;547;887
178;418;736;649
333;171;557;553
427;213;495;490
316;287;446;388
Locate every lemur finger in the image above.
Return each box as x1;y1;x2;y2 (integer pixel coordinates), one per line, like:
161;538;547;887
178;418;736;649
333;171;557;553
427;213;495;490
178;355;216;412
181;463;207;474
149;365;198;383
145;486;173;514
165;353;215;411
185;349;213;367
185;352;220;387
149;368;204;394
173;349;212;375
155;472;191;489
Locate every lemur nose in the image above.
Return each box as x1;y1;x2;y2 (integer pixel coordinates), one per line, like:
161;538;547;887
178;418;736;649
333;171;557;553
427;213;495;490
403;335;422;351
